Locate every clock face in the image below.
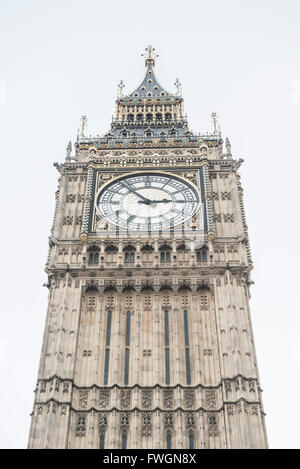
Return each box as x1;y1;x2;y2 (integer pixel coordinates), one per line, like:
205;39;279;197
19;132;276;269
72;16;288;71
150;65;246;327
97;172;200;231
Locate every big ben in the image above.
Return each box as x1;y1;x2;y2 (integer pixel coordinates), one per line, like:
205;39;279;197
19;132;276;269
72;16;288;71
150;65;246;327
28;46;268;449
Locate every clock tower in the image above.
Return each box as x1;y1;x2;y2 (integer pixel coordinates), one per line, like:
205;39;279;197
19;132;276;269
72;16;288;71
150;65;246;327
28;46;268;449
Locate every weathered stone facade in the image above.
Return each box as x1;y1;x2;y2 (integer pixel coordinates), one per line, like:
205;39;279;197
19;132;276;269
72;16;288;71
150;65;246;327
28;46;268;449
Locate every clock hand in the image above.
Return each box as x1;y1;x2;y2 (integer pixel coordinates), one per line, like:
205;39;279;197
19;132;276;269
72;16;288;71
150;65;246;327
132;190;152;205
137;200;151;205
137;198;172;205
121;182;152;205
151;199;172;204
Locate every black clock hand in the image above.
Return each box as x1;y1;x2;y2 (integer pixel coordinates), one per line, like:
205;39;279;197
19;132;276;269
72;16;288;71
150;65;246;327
138;198;172;205
151;199;172;204
132;190;152;205
121;183;152;205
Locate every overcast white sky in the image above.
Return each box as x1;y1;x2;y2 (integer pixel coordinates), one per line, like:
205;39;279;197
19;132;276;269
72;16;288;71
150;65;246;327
0;0;299;449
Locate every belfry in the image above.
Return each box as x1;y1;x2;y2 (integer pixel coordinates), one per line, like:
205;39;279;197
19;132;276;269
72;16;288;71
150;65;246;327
28;46;268;449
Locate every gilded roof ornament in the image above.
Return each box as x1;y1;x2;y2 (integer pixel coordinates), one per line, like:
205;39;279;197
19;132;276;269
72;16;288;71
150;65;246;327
117;80;125;98
78;115;88;138
211;112;220;134
142;45;159;67
174;78;182;96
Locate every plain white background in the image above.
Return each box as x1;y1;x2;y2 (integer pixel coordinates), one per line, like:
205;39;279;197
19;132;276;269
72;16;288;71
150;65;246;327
0;0;299;449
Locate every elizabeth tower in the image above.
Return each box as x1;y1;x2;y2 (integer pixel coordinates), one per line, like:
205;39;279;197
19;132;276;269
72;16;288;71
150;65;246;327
28;47;268;449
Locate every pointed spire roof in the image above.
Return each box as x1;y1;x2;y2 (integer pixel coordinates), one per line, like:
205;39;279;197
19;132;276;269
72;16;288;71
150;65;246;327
75;46;222;151
123;45;173;100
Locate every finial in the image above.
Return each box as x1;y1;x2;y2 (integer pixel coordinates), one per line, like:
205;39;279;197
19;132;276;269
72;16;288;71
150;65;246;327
78;115;88;138
226;137;232;154
142;45;158;67
211;112;220;134
174;78;182;96
66;140;72;162
117;80;125;98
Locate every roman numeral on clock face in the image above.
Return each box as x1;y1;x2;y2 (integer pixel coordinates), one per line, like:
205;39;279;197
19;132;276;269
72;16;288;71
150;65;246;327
172;209;183;216
159;215;170;225
127;215;136;224
121;182;133;192
115;209;126;216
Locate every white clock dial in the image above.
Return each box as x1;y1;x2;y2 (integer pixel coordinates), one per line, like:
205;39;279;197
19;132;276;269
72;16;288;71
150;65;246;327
97;173;200;231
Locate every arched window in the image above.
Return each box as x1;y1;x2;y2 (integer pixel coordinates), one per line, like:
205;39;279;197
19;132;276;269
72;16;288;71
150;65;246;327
160;251;171;262
124;311;131;385
184;310;191;385
88;248;99;264
165;113;171;121
100;431;105;449
164;310;170;385
125;252;135;263
189;430;194;449
197;249;207;262
104;310;112;385
89;252;94;264
166;430;172;449
122;430;127;449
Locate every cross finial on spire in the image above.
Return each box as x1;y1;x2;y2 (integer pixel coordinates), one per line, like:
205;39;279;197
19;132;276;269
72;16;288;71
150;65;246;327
142;45;158;67
78;115;88;138
174;78;182;96
211;112;220;134
117;80;125;98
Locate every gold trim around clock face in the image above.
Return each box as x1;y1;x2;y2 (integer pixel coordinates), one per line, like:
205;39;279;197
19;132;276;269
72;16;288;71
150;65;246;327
95;171;202;231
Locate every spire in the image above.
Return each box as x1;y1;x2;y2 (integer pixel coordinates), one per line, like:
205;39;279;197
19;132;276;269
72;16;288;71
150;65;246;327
77;115;88;138
174;78;182;97
211;112;221;135
142;45;158;68
226;137;232;158
117;80;125;99
66;140;72;162
123;46;170;99
104;45;192;146
75;47;223;150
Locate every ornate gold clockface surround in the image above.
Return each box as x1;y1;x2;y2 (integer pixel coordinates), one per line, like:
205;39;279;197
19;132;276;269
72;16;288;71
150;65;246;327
96;172;200;231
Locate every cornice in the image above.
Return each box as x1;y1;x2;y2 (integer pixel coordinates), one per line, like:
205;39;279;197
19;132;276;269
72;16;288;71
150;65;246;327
35;374;259;390
45;264;250;277
31;398;264;416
